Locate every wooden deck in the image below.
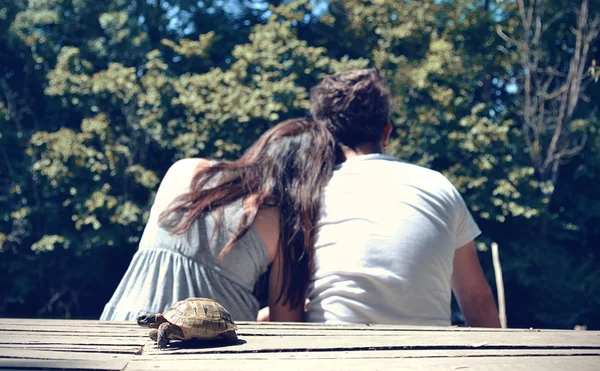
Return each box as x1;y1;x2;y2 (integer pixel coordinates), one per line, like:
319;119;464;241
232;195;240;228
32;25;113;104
0;319;599;370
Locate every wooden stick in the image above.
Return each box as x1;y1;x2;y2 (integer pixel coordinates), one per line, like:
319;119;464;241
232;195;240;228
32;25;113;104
491;242;507;328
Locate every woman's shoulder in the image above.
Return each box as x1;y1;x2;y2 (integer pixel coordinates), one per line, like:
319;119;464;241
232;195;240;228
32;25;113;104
156;158;214;195
166;158;214;176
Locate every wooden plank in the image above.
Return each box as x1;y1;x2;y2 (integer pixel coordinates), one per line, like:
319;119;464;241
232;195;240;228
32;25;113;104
6;344;596;360
3;347;599;363
0;327;146;335
3;328;529;338
0;358;128;370
1;325;464;336
237;322;558;332
0;319;554;332
232;328;569;337
2;331;597;352
0;344;142;354
3;324;597;345
2;325;592;342
0;335;146;347
0;324;142;334
137;331;600;355
0;319;134;327
0;349;133;361
133;348;600;361
0;331;146;339
124;355;600;371
0;327;542;339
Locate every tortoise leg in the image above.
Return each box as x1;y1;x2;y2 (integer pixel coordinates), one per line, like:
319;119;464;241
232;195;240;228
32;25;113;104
148;329;158;341
156;322;184;349
156;322;172;349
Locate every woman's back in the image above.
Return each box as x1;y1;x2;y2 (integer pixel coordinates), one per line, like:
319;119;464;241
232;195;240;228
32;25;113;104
101;118;337;323
100;159;270;321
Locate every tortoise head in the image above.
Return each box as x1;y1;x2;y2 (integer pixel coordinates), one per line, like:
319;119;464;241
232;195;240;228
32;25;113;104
136;313;165;328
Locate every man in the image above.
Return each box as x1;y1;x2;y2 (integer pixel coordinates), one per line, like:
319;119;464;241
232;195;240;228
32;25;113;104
305;68;501;328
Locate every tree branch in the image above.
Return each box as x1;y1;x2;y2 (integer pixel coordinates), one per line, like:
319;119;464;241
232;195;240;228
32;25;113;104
506;0;599;184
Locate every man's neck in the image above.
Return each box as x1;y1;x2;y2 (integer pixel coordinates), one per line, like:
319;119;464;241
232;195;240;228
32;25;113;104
340;142;382;160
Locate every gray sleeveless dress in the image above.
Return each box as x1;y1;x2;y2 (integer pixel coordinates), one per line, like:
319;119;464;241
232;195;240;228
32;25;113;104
99;159;270;321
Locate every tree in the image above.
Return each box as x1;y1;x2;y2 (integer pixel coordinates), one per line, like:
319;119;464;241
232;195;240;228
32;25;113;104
497;0;600;197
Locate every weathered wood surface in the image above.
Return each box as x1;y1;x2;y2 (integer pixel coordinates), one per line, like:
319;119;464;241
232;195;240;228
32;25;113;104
0;319;598;370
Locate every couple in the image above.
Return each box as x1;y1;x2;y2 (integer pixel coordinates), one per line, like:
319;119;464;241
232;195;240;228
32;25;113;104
100;69;500;328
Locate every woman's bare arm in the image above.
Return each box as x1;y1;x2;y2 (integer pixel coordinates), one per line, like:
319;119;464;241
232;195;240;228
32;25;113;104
252;206;304;322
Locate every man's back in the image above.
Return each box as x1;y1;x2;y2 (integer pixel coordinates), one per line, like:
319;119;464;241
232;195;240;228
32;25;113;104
306;154;481;326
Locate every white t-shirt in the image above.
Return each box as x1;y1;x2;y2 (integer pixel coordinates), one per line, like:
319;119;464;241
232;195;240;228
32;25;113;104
306;154;481;326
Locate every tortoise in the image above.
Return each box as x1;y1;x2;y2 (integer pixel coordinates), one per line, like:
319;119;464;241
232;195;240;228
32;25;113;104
136;297;238;349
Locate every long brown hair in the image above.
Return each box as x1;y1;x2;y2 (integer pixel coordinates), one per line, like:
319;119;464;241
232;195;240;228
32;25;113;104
159;118;336;309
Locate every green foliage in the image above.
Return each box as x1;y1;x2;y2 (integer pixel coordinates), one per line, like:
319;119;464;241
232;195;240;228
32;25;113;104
0;0;598;328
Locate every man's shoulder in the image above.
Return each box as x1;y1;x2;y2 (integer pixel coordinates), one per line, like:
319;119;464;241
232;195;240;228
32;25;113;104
389;160;445;177
346;155;453;187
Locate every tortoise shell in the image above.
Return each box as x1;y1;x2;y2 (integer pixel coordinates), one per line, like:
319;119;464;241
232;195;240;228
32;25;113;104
162;297;237;340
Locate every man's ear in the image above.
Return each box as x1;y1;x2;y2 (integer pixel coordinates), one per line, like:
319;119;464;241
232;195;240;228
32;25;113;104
382;122;393;149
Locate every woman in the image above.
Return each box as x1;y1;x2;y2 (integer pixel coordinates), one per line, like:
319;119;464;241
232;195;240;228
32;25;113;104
100;118;336;322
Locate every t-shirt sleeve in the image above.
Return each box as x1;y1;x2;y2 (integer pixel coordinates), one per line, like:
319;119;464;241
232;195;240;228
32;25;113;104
449;185;481;249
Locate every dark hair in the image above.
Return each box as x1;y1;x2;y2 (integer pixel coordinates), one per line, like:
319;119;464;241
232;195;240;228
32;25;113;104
310;68;392;148
159;118;336;309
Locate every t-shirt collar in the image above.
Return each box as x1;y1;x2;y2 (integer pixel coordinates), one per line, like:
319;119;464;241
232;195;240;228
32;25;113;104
335;153;400;170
